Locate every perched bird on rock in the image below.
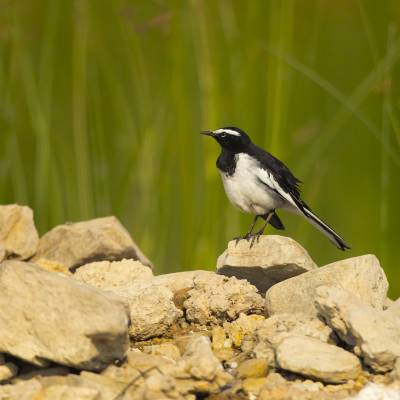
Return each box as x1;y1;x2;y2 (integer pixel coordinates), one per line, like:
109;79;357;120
201;126;349;250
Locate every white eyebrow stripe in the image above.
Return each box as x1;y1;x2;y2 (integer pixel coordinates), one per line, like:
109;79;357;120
214;128;241;136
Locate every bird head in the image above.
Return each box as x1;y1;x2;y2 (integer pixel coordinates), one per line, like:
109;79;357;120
200;127;251;151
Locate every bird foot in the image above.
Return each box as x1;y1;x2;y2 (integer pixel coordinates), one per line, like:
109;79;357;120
233;232;253;246
249;230;264;248
233;231;263;247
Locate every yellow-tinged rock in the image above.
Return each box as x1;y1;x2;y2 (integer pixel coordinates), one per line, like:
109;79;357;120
242;377;268;394
34;258;71;275
237;358;268;379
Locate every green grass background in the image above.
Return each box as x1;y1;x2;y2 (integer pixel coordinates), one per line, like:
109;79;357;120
0;1;399;297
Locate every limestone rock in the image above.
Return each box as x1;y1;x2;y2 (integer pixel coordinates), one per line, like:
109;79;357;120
315;285;400;372
237;358;268;379
101;350;175;384
0;362;18;382
74;259;153;289
181;336;224;381
33;216;152;270
276;336;361;383
183;274;264;324
143;343;181;362
350;382;400;400
0;204;39;260
33;384;100;400
0;261;129;370
266;255;388;317
253;312;333;367
393;358;400;381
174;335;233;395
217;235;317;293
33;258;71;275
223;313;265;352
73;265;185;340
116;284;182;340
0;245;5;263
242;377;269;395
0;379;42;400
255;312;333;346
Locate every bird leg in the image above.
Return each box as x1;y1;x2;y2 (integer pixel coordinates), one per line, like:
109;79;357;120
234;215;259;245
250;210;274;248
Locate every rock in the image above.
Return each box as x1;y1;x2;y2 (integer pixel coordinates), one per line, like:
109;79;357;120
33;258;71;275
101;350;175;384
143;343;181;361
74;259;153;289
116;284;182;340
393;358;400;381
237;358;268;379
217;235;317;293
276;336;361;383
0;245;5;263
181;336;224;381
0;204;39;260
175;335;233;394
73;264;184;340
315;285;400;372
266;255;388;317
383;297;394;310
150;270;214;294
253;312;333;367
33;384;100;400
0;362;18;382
350;382;400;400
0;379;42;400
242;377;269;395
255;312;333;346
385;298;400;320
0;260;129;370
33;216;152;270
211;326;228;350
224;313;265;351
183;274;264;324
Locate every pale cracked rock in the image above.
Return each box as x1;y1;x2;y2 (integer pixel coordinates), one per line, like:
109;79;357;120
0;261;129;370
276;336;361;383
315;285;400;372
253;312;333;367
181;336;224;381
33;216;152;271
266;254;388;317
74;258;153;290
115;284;182;340
74;267;184;340
0;204;39;260
183;274;264;324
217;235;317;293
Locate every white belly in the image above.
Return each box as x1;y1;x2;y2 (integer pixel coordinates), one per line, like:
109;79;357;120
220;153;284;215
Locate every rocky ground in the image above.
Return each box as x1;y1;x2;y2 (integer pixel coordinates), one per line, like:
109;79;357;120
0;204;399;399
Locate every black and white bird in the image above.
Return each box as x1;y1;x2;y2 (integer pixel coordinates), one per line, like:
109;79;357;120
201;126;349;250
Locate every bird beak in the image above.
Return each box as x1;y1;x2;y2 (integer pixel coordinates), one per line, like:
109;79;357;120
200;130;215;137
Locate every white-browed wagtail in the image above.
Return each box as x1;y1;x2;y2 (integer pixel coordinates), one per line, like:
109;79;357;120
201;126;349;250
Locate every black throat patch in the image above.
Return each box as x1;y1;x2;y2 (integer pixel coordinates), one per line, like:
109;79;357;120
216;150;237;176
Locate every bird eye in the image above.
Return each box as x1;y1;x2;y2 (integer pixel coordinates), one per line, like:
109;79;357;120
220;133;226;138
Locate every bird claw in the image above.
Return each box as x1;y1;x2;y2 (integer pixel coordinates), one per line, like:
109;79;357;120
233;232;253;246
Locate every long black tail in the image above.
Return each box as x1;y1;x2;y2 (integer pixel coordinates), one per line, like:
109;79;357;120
300;205;350;250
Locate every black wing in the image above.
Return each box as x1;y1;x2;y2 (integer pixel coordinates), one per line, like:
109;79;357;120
248;143;303;201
